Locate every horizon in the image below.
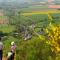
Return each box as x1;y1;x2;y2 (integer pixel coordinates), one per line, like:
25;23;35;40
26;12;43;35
0;0;56;2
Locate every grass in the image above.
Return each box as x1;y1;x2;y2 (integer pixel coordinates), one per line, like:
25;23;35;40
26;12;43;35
51;13;60;19
3;36;41;58
3;36;18;56
0;16;7;19
0;25;15;33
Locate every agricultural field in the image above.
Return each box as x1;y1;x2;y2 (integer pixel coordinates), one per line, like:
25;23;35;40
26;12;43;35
20;5;55;13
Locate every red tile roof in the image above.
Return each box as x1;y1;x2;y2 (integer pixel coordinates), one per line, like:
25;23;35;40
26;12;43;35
49;5;60;8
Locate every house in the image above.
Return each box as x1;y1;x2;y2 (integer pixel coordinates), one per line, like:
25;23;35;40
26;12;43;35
48;5;60;9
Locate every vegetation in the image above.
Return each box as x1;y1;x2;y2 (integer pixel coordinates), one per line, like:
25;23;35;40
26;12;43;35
0;9;60;60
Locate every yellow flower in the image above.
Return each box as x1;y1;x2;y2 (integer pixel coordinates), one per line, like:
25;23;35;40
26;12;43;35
46;25;60;53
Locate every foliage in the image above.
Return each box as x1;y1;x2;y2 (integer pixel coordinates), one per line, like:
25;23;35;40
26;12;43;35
2;12;60;60
46;24;60;54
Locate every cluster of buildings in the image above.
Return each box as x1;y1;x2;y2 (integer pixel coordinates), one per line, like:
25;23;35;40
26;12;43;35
48;0;60;9
31;0;60;9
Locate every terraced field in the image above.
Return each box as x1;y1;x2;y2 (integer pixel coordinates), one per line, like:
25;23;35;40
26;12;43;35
22;10;60;15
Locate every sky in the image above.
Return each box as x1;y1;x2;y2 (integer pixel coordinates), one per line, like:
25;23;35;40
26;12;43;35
0;0;47;2
0;0;59;3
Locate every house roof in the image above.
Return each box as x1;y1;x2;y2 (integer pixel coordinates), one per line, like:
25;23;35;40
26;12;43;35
48;5;60;8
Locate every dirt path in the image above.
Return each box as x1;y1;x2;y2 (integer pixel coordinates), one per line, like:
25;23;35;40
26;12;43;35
3;57;7;60
3;57;16;60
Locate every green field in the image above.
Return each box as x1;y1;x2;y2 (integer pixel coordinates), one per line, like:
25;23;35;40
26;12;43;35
0;25;15;33
20;5;56;12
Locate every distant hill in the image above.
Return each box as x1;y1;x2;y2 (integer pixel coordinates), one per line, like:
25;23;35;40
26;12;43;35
0;0;60;3
0;0;60;9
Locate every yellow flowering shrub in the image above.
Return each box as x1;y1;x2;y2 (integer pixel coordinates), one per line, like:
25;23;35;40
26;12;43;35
45;24;60;54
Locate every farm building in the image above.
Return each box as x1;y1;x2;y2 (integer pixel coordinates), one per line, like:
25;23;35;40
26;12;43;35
48;0;60;9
